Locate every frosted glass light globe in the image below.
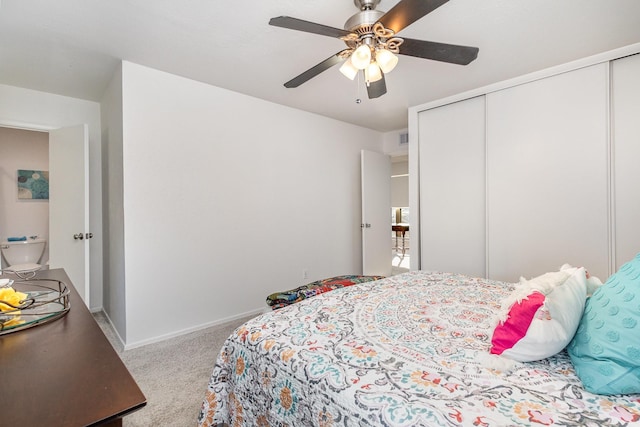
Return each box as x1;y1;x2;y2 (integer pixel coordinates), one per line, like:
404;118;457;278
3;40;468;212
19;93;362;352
351;45;372;70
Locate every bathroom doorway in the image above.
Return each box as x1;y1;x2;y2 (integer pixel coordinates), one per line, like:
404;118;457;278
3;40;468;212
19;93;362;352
0;127;50;266
0;124;90;302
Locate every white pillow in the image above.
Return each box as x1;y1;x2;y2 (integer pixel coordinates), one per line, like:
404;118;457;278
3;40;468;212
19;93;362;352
489;265;593;362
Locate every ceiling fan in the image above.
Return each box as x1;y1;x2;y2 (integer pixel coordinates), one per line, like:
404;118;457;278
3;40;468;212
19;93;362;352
269;0;479;99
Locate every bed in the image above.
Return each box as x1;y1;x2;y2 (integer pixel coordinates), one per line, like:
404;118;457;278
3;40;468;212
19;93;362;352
198;271;640;426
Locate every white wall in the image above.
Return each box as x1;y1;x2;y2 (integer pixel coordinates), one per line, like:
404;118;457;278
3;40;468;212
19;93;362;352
116;62;383;347
100;63;126;340
383;128;408;157
0;84;103;310
0;127;50;267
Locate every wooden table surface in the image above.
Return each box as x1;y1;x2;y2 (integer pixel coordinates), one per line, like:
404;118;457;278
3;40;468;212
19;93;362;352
0;268;146;426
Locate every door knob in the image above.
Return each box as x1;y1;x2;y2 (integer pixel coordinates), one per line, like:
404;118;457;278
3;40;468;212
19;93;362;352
73;233;84;240
85;233;93;239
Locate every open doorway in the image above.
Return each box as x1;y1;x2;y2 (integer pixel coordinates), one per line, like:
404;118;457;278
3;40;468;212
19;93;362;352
391;155;409;275
0;124;91;304
0;127;50;268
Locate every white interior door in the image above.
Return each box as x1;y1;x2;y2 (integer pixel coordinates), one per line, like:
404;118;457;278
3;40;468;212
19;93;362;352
418;96;486;278
49;124;90;303
361;150;391;277
486;64;609;281
612;53;640;270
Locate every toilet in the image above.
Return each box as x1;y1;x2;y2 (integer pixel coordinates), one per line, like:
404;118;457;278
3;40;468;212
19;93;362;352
1;237;47;275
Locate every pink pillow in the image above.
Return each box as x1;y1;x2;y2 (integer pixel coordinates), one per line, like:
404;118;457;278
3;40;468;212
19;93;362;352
490;266;592;362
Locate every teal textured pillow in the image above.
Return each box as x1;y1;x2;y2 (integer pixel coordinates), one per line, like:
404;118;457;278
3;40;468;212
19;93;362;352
568;253;640;395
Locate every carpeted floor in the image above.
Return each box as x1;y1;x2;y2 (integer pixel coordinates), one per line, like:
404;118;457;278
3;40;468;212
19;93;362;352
94;312;256;426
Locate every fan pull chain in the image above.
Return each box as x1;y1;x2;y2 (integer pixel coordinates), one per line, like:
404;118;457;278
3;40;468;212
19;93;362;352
355;71;362;104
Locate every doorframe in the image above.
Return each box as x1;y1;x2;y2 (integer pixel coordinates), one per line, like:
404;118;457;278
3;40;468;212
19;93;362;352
0;120;55;132
408;113;421;271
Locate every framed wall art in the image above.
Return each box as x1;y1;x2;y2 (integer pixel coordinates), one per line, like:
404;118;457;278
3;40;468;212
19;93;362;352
17;169;49;200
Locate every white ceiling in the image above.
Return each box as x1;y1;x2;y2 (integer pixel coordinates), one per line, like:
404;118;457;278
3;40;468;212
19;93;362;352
1;0;639;132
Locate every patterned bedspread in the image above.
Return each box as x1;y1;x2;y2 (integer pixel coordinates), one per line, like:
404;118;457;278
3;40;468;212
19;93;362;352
198;271;640;426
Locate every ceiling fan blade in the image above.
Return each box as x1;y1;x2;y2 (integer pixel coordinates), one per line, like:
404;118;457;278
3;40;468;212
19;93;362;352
377;0;450;34
399;38;479;65
367;74;387;99
284;51;348;88
269;16;351;38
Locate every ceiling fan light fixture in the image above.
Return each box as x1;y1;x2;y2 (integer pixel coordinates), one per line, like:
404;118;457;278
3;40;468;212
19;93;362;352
376;48;398;74
269;0;480;100
365;61;382;83
339;58;359;80
351;44;371;69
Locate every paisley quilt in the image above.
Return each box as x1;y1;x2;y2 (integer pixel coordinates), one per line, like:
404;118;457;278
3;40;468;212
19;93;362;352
198;271;640;426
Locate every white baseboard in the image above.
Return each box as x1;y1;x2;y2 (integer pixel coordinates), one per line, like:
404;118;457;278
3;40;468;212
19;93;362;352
100;310;126;350
122;307;265;351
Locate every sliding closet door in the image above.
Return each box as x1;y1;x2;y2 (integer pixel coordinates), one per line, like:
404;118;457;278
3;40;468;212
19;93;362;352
612;53;640;269
487;63;609;281
419;96;486;277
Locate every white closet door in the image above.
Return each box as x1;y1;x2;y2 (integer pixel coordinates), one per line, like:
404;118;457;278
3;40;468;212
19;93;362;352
612;53;640;269
487;63;609;282
419;96;486;277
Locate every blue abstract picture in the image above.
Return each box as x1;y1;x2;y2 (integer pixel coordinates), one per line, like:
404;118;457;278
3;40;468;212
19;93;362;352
17;169;49;200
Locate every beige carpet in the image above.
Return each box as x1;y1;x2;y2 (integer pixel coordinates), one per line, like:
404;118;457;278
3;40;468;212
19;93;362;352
94;312;256;426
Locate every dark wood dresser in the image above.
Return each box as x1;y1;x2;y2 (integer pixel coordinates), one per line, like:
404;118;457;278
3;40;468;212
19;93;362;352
0;268;146;426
